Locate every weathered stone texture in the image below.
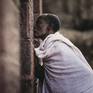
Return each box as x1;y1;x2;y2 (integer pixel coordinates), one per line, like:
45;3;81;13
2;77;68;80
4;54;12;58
0;0;20;93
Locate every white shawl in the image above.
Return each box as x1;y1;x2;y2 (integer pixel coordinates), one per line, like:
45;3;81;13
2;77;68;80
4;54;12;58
35;32;91;68
35;32;93;93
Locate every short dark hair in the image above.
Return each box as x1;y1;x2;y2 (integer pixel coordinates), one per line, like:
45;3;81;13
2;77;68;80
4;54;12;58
36;14;61;32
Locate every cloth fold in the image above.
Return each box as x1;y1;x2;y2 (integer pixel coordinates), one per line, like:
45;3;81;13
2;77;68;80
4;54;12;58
35;32;91;68
35;31;93;93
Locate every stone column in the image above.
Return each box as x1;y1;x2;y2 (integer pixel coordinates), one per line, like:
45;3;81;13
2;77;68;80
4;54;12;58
19;0;35;93
34;0;43;21
0;0;20;93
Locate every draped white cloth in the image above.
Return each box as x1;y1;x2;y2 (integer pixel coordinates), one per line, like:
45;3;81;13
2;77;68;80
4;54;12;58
35;32;93;93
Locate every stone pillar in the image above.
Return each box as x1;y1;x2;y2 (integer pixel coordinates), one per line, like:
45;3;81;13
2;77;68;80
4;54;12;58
19;0;42;93
0;0;20;93
34;0;43;21
19;0;35;93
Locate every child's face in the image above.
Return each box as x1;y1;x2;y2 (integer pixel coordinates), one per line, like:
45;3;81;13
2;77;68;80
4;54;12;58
34;19;49;39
